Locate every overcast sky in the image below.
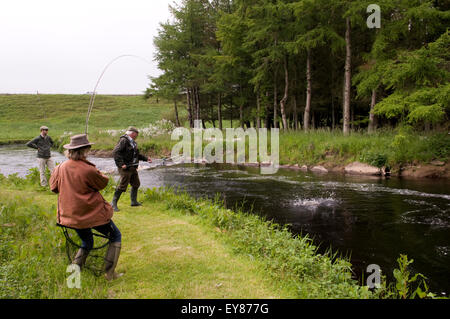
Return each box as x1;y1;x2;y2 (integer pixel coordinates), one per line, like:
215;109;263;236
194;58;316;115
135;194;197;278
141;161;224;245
0;0;179;94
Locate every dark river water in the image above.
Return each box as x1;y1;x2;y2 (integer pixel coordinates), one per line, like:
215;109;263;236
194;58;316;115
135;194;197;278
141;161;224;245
1;145;449;295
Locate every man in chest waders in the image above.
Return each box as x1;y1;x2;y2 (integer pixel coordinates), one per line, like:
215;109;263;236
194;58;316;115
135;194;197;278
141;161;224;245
111;126;152;212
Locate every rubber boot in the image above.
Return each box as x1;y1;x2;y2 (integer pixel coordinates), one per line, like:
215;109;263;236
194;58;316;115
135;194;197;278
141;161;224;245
104;242;123;281
73;248;89;270
111;189;123;212
130;187;142;207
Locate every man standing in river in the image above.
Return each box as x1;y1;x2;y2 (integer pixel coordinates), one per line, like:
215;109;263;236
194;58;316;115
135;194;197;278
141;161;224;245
111;126;151;212
26;126;55;187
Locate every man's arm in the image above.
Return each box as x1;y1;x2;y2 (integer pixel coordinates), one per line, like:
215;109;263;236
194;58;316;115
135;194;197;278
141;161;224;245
26;137;39;149
138;152;148;162
112;138;127;168
48;136;54;147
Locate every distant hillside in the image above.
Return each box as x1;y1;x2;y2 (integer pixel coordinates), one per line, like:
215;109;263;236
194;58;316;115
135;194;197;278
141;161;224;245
0;94;176;143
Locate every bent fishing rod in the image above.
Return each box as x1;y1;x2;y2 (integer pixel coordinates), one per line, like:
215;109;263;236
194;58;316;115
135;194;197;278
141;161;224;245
84;54;153;135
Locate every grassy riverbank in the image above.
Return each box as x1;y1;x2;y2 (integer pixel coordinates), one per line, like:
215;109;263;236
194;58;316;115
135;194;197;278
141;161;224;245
1;94;448;176
0;171;371;299
0;171;438;299
84;128;449;178
0;172;292;298
278;128;449;171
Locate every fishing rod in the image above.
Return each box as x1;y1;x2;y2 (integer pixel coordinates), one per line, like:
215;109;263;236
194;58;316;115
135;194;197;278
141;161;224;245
98;156;184;175
84;54;153;135
36;90;45;119
128;155;185;170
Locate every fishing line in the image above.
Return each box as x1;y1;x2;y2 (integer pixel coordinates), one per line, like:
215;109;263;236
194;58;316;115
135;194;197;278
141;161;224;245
85;54;153;135
36;90;45;119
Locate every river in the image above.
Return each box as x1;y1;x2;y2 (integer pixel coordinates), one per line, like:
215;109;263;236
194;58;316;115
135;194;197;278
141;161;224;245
1;145;449;295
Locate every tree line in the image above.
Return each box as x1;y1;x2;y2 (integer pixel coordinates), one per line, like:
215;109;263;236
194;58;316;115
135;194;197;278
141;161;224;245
148;0;449;134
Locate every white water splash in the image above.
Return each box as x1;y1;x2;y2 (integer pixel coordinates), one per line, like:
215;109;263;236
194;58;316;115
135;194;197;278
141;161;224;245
291;195;340;211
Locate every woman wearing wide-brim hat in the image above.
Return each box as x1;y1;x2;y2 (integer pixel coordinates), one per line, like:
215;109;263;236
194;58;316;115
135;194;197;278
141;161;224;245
50;134;123;281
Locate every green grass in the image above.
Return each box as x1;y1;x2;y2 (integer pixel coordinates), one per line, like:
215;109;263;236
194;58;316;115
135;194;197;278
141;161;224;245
0;173;295;298
0;170;373;299
277;127;449;168
1;169;439;299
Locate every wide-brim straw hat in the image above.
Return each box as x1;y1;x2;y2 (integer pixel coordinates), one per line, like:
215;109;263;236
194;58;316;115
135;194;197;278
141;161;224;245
63;134;95;150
